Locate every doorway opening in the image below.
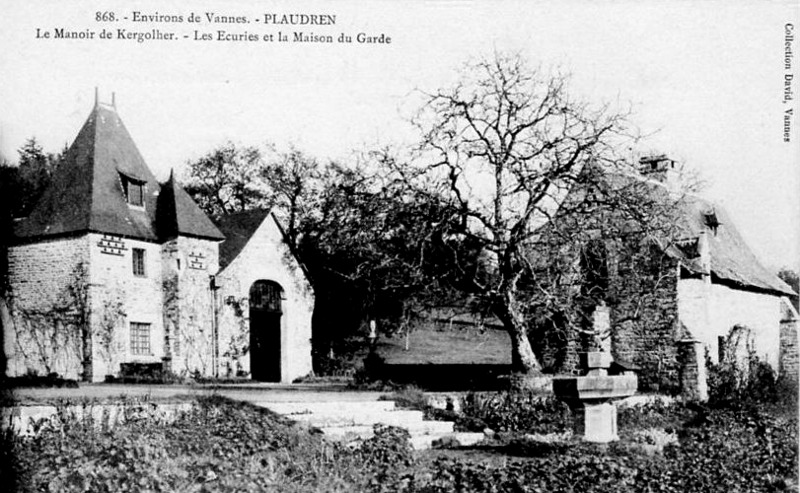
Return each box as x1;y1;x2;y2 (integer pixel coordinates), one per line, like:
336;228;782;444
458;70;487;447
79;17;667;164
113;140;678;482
249;280;282;382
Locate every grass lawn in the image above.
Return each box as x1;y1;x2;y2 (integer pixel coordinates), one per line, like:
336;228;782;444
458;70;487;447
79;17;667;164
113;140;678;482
377;325;511;365
1;393;797;492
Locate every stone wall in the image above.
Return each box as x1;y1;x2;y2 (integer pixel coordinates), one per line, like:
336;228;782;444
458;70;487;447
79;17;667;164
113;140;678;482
217;215;313;383
609;247;681;391
779;298;798;383
532;241;683;390
6;233;222;381
88;233;166;381
161;236;220;377
5;235;90;379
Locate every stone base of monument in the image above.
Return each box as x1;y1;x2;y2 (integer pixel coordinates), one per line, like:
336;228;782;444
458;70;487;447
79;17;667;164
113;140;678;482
571;402;618;442
552;351;638;444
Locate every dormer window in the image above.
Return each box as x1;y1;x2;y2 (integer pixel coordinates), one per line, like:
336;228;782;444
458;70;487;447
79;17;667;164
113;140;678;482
703;208;720;234
127;181;143;206
120;173;146;207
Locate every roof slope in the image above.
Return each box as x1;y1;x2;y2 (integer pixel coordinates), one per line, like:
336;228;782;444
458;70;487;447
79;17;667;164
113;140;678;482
157;172;225;241
670;195;794;296
15;102;223;243
566;171;795;297
15;103;161;240
215;209;272;269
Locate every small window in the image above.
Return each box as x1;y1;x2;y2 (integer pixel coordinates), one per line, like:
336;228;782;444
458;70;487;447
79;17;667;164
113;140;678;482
132;248;146;277
130;322;151;356
121;175;145;207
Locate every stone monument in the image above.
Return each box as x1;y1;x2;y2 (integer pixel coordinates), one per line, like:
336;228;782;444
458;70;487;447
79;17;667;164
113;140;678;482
552;305;637;443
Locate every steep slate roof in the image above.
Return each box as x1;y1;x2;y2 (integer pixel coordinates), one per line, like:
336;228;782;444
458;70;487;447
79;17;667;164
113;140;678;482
576;171;795;297
214;209;272;269
668;194;794;296
157;171;225;241
14;101;223;242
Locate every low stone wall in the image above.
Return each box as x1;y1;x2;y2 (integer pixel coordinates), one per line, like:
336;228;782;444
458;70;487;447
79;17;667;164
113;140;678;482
0;401;195;437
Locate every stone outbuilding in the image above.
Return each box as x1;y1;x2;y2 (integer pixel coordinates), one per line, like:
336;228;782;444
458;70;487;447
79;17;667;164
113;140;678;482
536;156;798;395
3;95;314;383
214;209;313;382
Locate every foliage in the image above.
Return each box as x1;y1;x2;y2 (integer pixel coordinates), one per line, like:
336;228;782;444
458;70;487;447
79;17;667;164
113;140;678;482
420;402;798;493
706;325;797;410
298;161;470;364
660;405;799;492
459;391;572;434
11;137;62;218
94;291;126;369
8;262;92;379
261;144;324;249
3;370;78;388
617;398;694;435
183;141;270;218
382;386;429;410
2;394;796;493
3;396;382;492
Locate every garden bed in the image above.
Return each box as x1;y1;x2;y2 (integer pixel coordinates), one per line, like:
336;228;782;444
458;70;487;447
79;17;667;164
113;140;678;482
1;393;797;492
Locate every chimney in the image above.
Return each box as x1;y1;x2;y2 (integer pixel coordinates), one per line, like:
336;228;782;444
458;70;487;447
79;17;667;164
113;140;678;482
112;92;116;108
639;154;679;189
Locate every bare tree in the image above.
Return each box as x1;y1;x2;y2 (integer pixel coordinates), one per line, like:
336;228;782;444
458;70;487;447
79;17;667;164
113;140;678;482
393;52;647;374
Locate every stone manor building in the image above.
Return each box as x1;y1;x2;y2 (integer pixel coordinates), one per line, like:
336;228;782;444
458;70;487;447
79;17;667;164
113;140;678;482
3;96;314;382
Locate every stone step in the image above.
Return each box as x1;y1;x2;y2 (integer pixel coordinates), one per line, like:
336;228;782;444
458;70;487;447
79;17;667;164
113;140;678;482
252;397;477;451
288;409;425;427
253;400;396;415
318;419;455;439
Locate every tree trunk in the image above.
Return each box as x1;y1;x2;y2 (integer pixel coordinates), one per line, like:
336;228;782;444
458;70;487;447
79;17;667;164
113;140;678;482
496;289;542;374
508;324;540;373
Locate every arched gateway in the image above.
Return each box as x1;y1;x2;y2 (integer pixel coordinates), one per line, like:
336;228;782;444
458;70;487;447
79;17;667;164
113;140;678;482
249;280;283;381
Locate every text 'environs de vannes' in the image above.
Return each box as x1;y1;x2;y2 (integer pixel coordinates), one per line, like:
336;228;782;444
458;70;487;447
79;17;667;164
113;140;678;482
125;12;337;25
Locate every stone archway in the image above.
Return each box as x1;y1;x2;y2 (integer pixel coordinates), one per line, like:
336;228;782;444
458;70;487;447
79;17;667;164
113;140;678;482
249;280;282;382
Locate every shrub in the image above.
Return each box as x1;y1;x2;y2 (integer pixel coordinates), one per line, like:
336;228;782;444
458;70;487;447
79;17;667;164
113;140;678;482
358;424;414;468
4;371;78;388
381;386;428;410
415;404;798;493
459;391;572;434
3;395;401;492
659;406;799;492
617;398;694;434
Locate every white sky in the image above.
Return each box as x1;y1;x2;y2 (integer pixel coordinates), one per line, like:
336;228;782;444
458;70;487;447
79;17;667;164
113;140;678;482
1;0;798;271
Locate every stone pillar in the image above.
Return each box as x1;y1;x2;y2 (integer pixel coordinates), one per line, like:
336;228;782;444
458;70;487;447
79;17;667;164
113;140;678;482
677;338;708;401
